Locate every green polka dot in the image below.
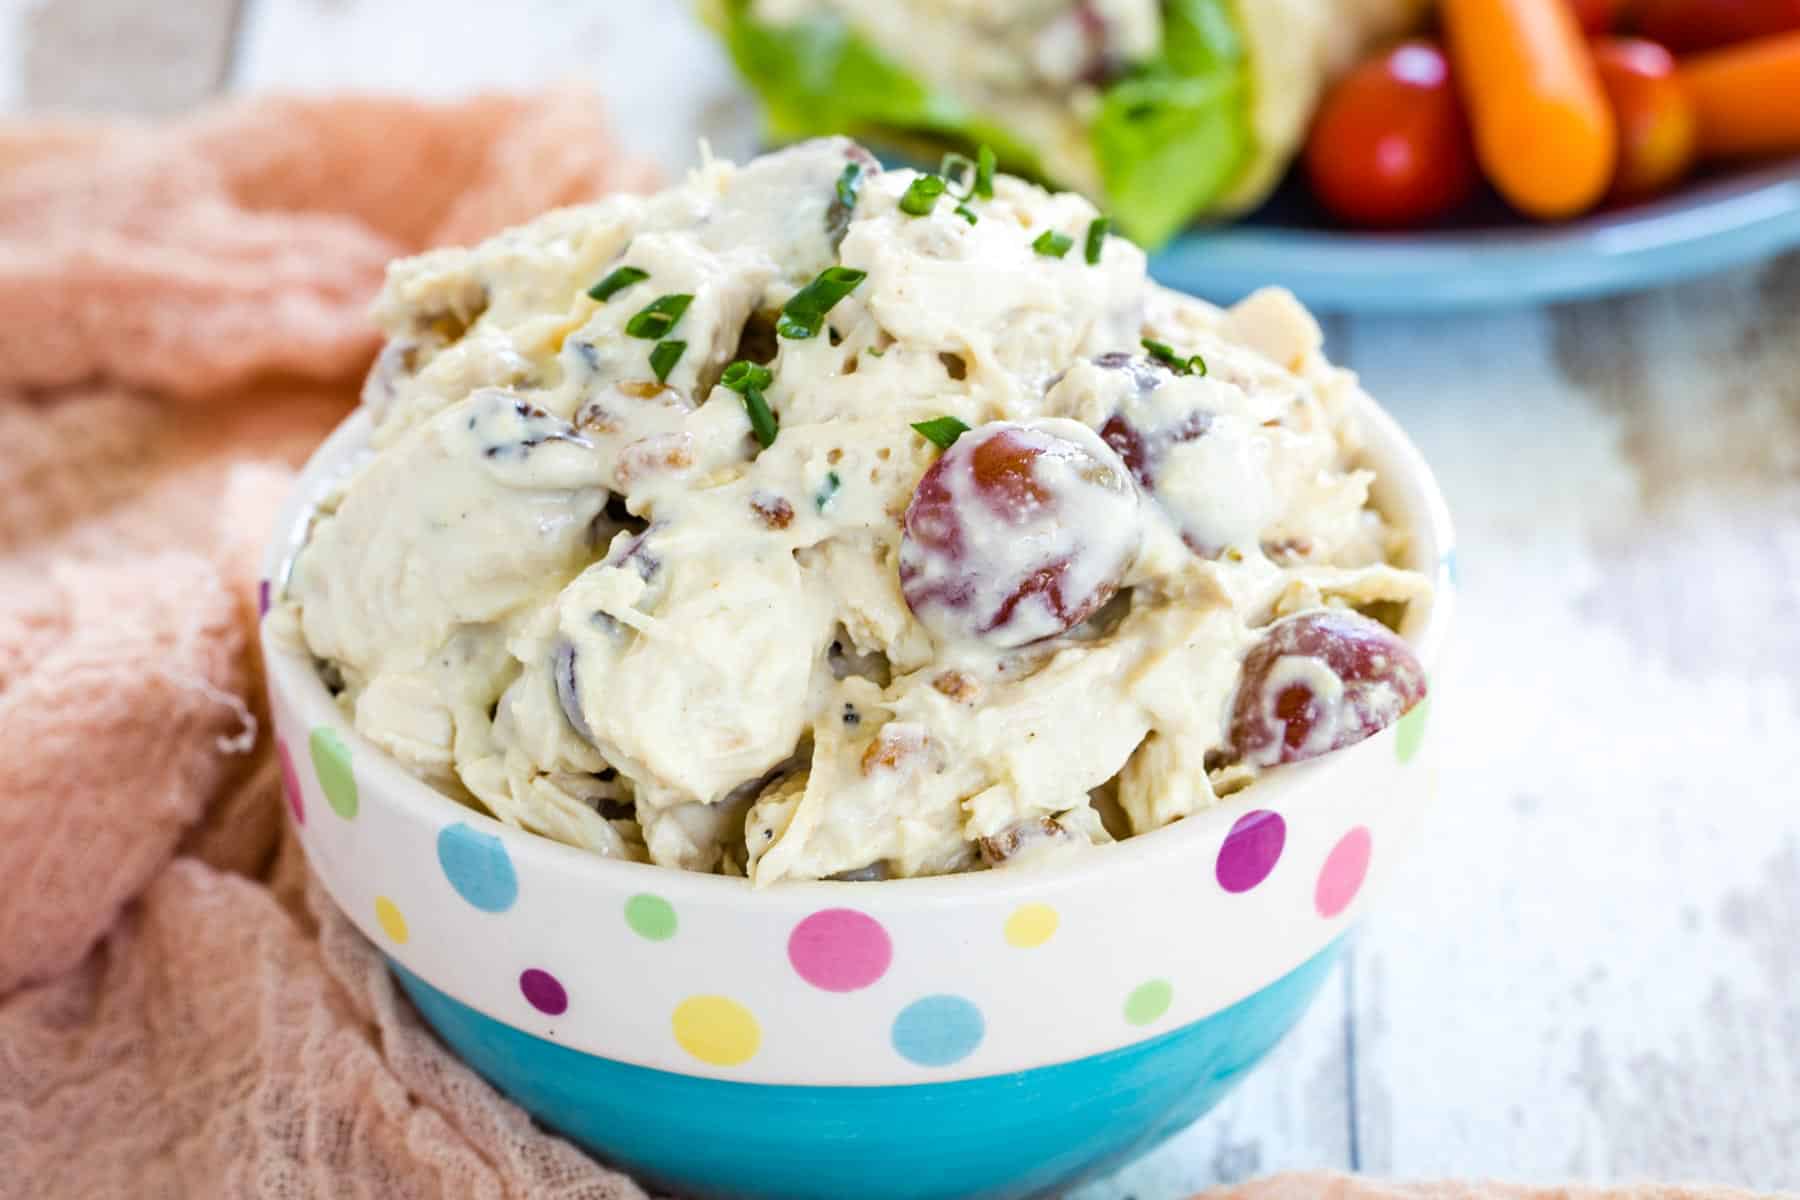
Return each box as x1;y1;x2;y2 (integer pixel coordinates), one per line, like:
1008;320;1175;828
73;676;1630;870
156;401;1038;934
1124;979;1173;1026
309;727;358;819
1396;694;1431;764
625;893;677;941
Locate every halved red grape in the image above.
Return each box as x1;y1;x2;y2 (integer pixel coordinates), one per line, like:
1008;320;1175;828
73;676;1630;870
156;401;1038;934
1227;610;1425;767
899;420;1140;647
1099;408;1211;492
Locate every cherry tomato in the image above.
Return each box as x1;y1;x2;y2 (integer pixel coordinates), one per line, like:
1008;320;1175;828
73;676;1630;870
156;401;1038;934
1591;37;1697;202
1304;41;1480;229
1565;0;1635;33
1633;0;1800;52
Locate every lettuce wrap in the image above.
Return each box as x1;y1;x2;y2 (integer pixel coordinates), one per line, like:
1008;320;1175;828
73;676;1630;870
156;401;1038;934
707;0;1429;247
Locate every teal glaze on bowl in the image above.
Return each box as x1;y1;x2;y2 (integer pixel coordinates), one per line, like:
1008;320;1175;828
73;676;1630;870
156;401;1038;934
393;938;1344;1200
1154;162;1800;312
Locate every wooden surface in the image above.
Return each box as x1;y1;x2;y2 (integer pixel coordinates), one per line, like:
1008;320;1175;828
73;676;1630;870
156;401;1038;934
7;2;1797;1195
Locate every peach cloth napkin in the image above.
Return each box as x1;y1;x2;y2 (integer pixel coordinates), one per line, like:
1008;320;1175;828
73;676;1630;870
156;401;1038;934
0;89;1780;1200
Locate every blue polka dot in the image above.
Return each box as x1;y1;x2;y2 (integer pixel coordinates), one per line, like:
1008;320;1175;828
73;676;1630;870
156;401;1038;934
891;995;985;1068
1442;547;1459;586
437;823;518;913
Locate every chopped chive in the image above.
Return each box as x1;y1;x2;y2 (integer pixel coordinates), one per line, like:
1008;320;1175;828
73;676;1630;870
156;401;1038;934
624;293;693;339
1032;230;1074;258
941;152;977;200
587;265;648;302
721;360;773;394
649;339;686;383
865;345;885;358
741;387;778;448
953;203;979;226
720;359;779;448
815;470;841;512
1085;217;1111;265
1142;337;1208;376
777;266;867;340
974;145;996;198
912;415;971;450
899;174;947;217
836;162;863;211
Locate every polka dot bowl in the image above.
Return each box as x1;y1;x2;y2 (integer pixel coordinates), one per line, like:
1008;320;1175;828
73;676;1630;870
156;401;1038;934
261;395;1453;1200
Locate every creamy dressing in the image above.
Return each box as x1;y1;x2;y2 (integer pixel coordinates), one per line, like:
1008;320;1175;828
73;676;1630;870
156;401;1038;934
282;138;1429;884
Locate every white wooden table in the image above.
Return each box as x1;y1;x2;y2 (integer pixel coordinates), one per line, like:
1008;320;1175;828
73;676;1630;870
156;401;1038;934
8;2;1797;1194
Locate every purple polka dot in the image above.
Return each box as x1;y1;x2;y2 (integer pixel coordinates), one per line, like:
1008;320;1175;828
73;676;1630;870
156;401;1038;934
1216;809;1286;893
258;579;271;618
278;738;304;825
520;969;567;1015
788;908;892;992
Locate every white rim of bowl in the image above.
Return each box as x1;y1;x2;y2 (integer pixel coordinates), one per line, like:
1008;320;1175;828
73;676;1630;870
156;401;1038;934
263;391;1455;906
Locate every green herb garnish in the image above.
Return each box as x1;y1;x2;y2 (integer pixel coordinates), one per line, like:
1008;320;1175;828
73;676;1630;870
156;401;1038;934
941;152;977;199
741;388;778;448
899;174;947;217
624;294;694;339
1085;217;1111;265
912;415;971;450
836;162;863;211
777;266;867;340
1032;230;1074;258
588;265;648;302
974;145;996;198
649;339;686;383
953;204;978;226
865;346;885;358
721;360;778;448
1142;337;1208;376
815;470;841;512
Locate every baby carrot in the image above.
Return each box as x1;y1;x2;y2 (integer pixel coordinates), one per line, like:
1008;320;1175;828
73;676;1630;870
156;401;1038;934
1443;0;1619;219
1680;32;1800;158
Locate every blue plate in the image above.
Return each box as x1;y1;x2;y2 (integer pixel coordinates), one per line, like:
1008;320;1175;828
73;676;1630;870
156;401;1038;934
1152;160;1800;312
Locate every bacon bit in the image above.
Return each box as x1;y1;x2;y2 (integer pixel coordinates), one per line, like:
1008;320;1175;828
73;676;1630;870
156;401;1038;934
932;670;979;702
615;433;694;486
860;724;927;775
619;379;672;400
750;492;794;529
576;402;621;433
977;817;1066;866
827;448;844;465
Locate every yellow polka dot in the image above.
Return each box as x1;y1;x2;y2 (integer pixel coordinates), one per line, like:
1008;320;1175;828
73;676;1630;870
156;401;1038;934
1004;903;1059;948
672;995;760;1066
375;896;409;944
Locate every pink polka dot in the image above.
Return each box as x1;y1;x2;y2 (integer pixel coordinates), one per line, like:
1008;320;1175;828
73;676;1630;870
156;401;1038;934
520;968;568;1015
1316;826;1373;918
1216;809;1285;893
278;738;304;825
788;908;892;992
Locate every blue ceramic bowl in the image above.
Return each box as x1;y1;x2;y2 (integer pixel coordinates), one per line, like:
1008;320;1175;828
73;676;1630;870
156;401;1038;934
263;395;1454;1200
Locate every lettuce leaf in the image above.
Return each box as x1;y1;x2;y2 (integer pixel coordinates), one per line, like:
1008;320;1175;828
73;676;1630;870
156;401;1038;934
714;0;1251;247
715;1;1040;169
1092;0;1252;246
